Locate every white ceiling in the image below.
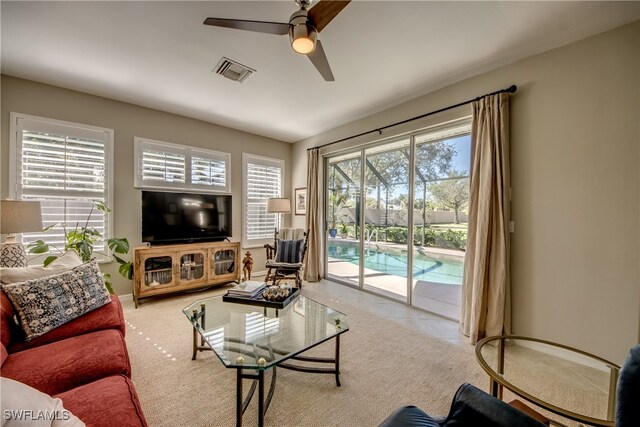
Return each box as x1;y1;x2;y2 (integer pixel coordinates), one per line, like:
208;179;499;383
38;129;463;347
2;1;639;142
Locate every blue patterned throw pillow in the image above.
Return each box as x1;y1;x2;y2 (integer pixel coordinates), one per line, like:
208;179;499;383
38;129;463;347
275;239;304;264
2;260;111;341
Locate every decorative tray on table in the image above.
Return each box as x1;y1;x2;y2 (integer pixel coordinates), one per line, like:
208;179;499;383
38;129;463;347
223;286;300;309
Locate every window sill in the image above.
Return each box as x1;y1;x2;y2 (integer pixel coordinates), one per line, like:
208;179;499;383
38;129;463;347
243;243;270;250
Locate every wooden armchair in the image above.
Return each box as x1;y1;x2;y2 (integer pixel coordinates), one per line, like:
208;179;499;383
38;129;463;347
264;228;309;289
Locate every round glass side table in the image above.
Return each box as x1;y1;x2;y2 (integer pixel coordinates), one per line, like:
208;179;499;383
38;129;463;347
475;335;620;426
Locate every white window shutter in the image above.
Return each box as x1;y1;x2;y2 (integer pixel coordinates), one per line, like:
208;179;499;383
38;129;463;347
190;148;230;192
11;114;113;254
134;138;230;193
243;154;284;247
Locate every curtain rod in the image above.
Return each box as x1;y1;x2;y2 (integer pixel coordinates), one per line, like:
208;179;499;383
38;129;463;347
307;84;517;152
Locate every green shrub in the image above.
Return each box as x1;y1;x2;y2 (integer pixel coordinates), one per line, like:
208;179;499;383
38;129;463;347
384;227;407;244
435;229;466;250
413;227;436;246
346;224;466;250
346;225;355;238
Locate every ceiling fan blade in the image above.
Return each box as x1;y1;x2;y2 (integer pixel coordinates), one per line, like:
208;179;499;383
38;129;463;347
307;40;335;81
308;0;351;33
203;18;290;35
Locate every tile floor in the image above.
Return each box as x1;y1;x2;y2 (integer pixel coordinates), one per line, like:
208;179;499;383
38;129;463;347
326;258;462;319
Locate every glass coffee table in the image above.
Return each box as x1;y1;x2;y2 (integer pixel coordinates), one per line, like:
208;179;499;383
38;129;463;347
476;335;621;426
183;295;349;427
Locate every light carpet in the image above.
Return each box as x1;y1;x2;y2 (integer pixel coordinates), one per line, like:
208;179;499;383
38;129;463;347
121;283;485;427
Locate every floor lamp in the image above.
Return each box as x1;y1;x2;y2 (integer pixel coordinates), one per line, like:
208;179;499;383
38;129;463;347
0;200;43;267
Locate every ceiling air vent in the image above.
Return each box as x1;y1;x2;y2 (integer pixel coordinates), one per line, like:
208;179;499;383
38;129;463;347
214;57;255;83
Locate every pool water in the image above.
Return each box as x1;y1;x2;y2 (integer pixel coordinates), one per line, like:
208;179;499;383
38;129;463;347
327;241;464;285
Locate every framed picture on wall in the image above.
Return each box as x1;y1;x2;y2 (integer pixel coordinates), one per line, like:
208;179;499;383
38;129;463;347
294;188;307;216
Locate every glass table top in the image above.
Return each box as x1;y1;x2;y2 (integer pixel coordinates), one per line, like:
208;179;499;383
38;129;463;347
183;295;348;370
476;336;620;426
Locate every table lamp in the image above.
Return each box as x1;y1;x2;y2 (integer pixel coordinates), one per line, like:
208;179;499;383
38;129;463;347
0;200;43;267
267;198;291;229
266;198;291;214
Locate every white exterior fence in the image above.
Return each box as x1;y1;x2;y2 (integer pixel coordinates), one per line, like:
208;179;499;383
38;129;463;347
334;208;468;226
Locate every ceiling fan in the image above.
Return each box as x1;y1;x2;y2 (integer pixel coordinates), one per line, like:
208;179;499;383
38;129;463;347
204;0;351;81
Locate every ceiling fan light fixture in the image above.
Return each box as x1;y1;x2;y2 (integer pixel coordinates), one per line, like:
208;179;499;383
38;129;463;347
289;23;317;54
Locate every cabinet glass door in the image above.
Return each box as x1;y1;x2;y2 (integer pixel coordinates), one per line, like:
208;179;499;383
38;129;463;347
212;248;236;276
143;255;175;287
179;252;205;282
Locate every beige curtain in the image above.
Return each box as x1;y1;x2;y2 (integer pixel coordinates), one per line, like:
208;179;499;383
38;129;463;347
304;148;323;281
460;92;511;343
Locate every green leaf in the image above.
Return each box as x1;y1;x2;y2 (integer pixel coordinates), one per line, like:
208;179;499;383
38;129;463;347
43;255;58;267
70;241;92;262
66;230;83;243
108;238;130;254
27;240;50;254
86;228;101;237
118;262;133;280
94;200;112;213
102;272;114;294
42;223;59;232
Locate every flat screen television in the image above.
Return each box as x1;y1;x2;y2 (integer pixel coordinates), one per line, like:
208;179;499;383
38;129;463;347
141;191;232;244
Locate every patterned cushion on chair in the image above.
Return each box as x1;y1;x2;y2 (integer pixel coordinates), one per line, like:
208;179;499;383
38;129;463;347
275;239;304;264
2;261;111;341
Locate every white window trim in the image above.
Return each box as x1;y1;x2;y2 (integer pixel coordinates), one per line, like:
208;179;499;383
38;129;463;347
242;153;285;248
9;112;114;260
134;137;231;193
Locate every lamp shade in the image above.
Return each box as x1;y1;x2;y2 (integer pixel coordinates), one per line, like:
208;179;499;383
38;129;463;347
0;200;43;234
266;198;291;214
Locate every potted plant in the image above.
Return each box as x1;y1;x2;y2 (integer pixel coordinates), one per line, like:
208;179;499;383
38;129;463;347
28;200;132;293
329;187;351;238
339;220;349;238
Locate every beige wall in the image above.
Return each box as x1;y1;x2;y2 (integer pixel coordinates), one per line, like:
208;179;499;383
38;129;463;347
291;22;640;363
1;75;291;295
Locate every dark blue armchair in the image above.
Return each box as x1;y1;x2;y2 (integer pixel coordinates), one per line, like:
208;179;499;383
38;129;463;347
378;383;545;427
617;344;640;426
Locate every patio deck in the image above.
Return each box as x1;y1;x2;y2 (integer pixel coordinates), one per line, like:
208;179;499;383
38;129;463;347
327;258;461;320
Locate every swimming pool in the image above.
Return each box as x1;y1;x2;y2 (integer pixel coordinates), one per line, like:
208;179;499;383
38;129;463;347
327;240;464;285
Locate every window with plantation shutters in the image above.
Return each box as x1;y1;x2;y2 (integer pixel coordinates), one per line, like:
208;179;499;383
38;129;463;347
9;113;114;256
242;153;284;247
141;149;186;184
134;137;230;193
191;149;227;189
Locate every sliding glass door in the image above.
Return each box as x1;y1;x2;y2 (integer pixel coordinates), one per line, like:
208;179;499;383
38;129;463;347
410;132;470;318
326;153;361;287
325;120;471;319
362;139;411;301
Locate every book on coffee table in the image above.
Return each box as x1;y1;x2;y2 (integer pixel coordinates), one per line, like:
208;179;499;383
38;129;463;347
227;281;266;298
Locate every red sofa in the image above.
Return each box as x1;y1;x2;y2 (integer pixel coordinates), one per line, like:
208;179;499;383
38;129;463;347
1;292;147;426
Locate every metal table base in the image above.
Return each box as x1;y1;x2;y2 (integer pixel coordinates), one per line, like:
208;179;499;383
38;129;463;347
191;305;342;427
